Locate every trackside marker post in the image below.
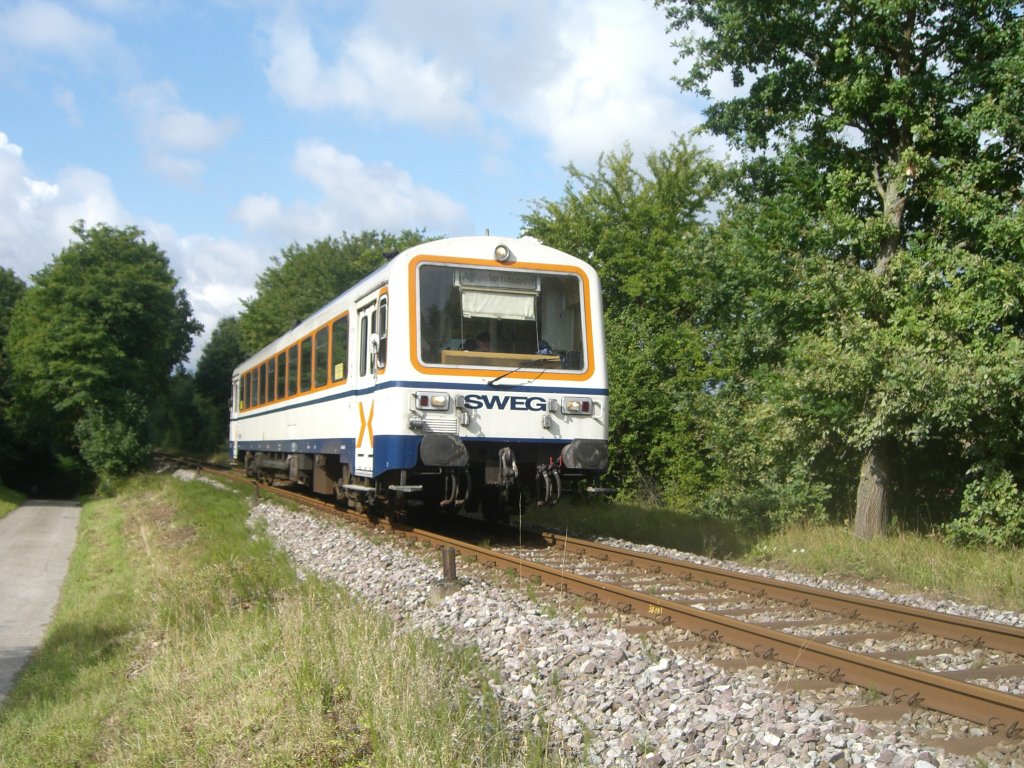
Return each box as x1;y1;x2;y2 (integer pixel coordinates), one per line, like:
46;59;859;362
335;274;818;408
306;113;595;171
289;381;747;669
442;546;457;581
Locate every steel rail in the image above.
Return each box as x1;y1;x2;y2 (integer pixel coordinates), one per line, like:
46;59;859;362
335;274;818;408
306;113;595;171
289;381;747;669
538;532;1024;656
411;526;1024;734
186;465;1024;735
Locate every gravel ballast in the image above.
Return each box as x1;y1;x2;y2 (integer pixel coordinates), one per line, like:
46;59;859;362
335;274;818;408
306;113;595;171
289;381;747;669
178;472;1023;767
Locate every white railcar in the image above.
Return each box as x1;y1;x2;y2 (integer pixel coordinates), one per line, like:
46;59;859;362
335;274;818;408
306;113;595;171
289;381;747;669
229;236;609;521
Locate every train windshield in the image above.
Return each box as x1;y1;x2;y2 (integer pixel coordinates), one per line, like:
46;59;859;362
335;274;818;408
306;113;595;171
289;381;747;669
417;264;586;371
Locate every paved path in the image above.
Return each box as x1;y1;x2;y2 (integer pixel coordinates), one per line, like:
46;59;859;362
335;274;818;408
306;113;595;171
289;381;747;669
0;500;81;707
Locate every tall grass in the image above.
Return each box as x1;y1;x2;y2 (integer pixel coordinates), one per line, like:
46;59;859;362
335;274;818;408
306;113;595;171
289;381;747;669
0;475;570;767
526;495;1024;612
522;496;757;558
747;523;1024;613
0;485;25;520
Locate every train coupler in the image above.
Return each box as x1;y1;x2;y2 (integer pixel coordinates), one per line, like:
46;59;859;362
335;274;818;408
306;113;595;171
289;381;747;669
536;458;563;507
440;467;471;509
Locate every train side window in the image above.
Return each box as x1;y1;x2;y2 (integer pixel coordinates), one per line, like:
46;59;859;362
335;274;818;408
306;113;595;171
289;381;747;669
266;358;276;402
376;295;388;369
314;327;329;388
300;336;313;392
258;363;266;405
331;315;348;382
276;352;286;399
359;314;368;377
243;371;251;410
287;345;298;396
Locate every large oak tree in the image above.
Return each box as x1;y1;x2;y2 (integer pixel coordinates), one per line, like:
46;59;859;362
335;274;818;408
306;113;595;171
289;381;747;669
658;0;1024;536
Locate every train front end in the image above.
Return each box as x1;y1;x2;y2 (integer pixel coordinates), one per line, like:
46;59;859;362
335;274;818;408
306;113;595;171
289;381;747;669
397;237;609;521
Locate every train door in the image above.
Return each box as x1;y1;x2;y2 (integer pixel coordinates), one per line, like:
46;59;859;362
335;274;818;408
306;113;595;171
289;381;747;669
354;297;378;477
230;374;240;460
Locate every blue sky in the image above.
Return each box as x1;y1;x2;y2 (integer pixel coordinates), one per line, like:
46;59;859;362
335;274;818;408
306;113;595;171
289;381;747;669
0;0;718;359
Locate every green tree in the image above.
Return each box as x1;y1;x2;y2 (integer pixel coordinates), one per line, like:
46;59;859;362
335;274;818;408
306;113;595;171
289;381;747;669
240;231;431;354
523;139;725;504
6;222;201;486
195;316;244;407
658;0;1024;537
151;367;224;456
192;316;245;447
0;268;24;334
0;268;27;476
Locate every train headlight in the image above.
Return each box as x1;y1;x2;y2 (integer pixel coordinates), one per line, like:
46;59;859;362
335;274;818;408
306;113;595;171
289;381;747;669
561;397;593;416
494;244;512;262
413;391;450;411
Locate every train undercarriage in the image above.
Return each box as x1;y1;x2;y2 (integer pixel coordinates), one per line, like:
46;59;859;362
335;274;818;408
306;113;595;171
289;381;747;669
240;438;609;524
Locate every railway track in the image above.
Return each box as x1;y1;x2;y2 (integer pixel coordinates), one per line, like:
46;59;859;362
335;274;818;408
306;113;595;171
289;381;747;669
184;461;1024;757
490;534;1024;754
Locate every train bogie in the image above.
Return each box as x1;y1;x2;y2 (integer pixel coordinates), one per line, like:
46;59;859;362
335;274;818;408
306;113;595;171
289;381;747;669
229;236;610;520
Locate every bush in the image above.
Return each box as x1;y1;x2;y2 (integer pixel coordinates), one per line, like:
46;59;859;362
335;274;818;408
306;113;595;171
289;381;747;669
73;401;150;490
944;467;1024;548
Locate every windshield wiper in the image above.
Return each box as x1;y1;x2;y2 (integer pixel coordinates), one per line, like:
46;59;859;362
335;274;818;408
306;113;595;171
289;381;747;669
487;356;560;387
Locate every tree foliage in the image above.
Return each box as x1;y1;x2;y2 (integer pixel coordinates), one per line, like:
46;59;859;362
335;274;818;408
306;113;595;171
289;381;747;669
185;316;246;451
6;222;201;486
239;231;431;355
150;368;226;457
523;138;725;505
657;0;1024;538
195;316;245;408
0;268;27;476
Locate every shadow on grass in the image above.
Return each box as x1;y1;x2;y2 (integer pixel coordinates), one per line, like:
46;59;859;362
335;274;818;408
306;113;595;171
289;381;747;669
0;486;26;520
521;496;762;559
0;617;134;717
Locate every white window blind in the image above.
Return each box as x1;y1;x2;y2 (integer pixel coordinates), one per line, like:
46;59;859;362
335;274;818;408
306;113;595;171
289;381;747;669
461;290;536;321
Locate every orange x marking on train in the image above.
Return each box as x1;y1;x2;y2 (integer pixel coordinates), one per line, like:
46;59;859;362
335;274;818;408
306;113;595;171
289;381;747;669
357;401;374;448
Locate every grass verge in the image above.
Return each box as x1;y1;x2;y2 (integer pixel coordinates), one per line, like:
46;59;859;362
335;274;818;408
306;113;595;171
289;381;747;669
521;496;757;559
525;496;1024;613
746;523;1024;613
0;485;26;520
0;474;569;767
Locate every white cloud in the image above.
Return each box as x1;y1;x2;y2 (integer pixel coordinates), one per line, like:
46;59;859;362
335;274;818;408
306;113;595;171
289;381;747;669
145;223;263;358
0;132;129;277
234;194;281;226
0;0;117;65
147;153;205;181
236;138;468;240
53;87;82;127
358;0;562;99
511;0;706;166
0;133;260;364
265;15;478;128
261;0;710;169
83;0;147;13
121;80;240;181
